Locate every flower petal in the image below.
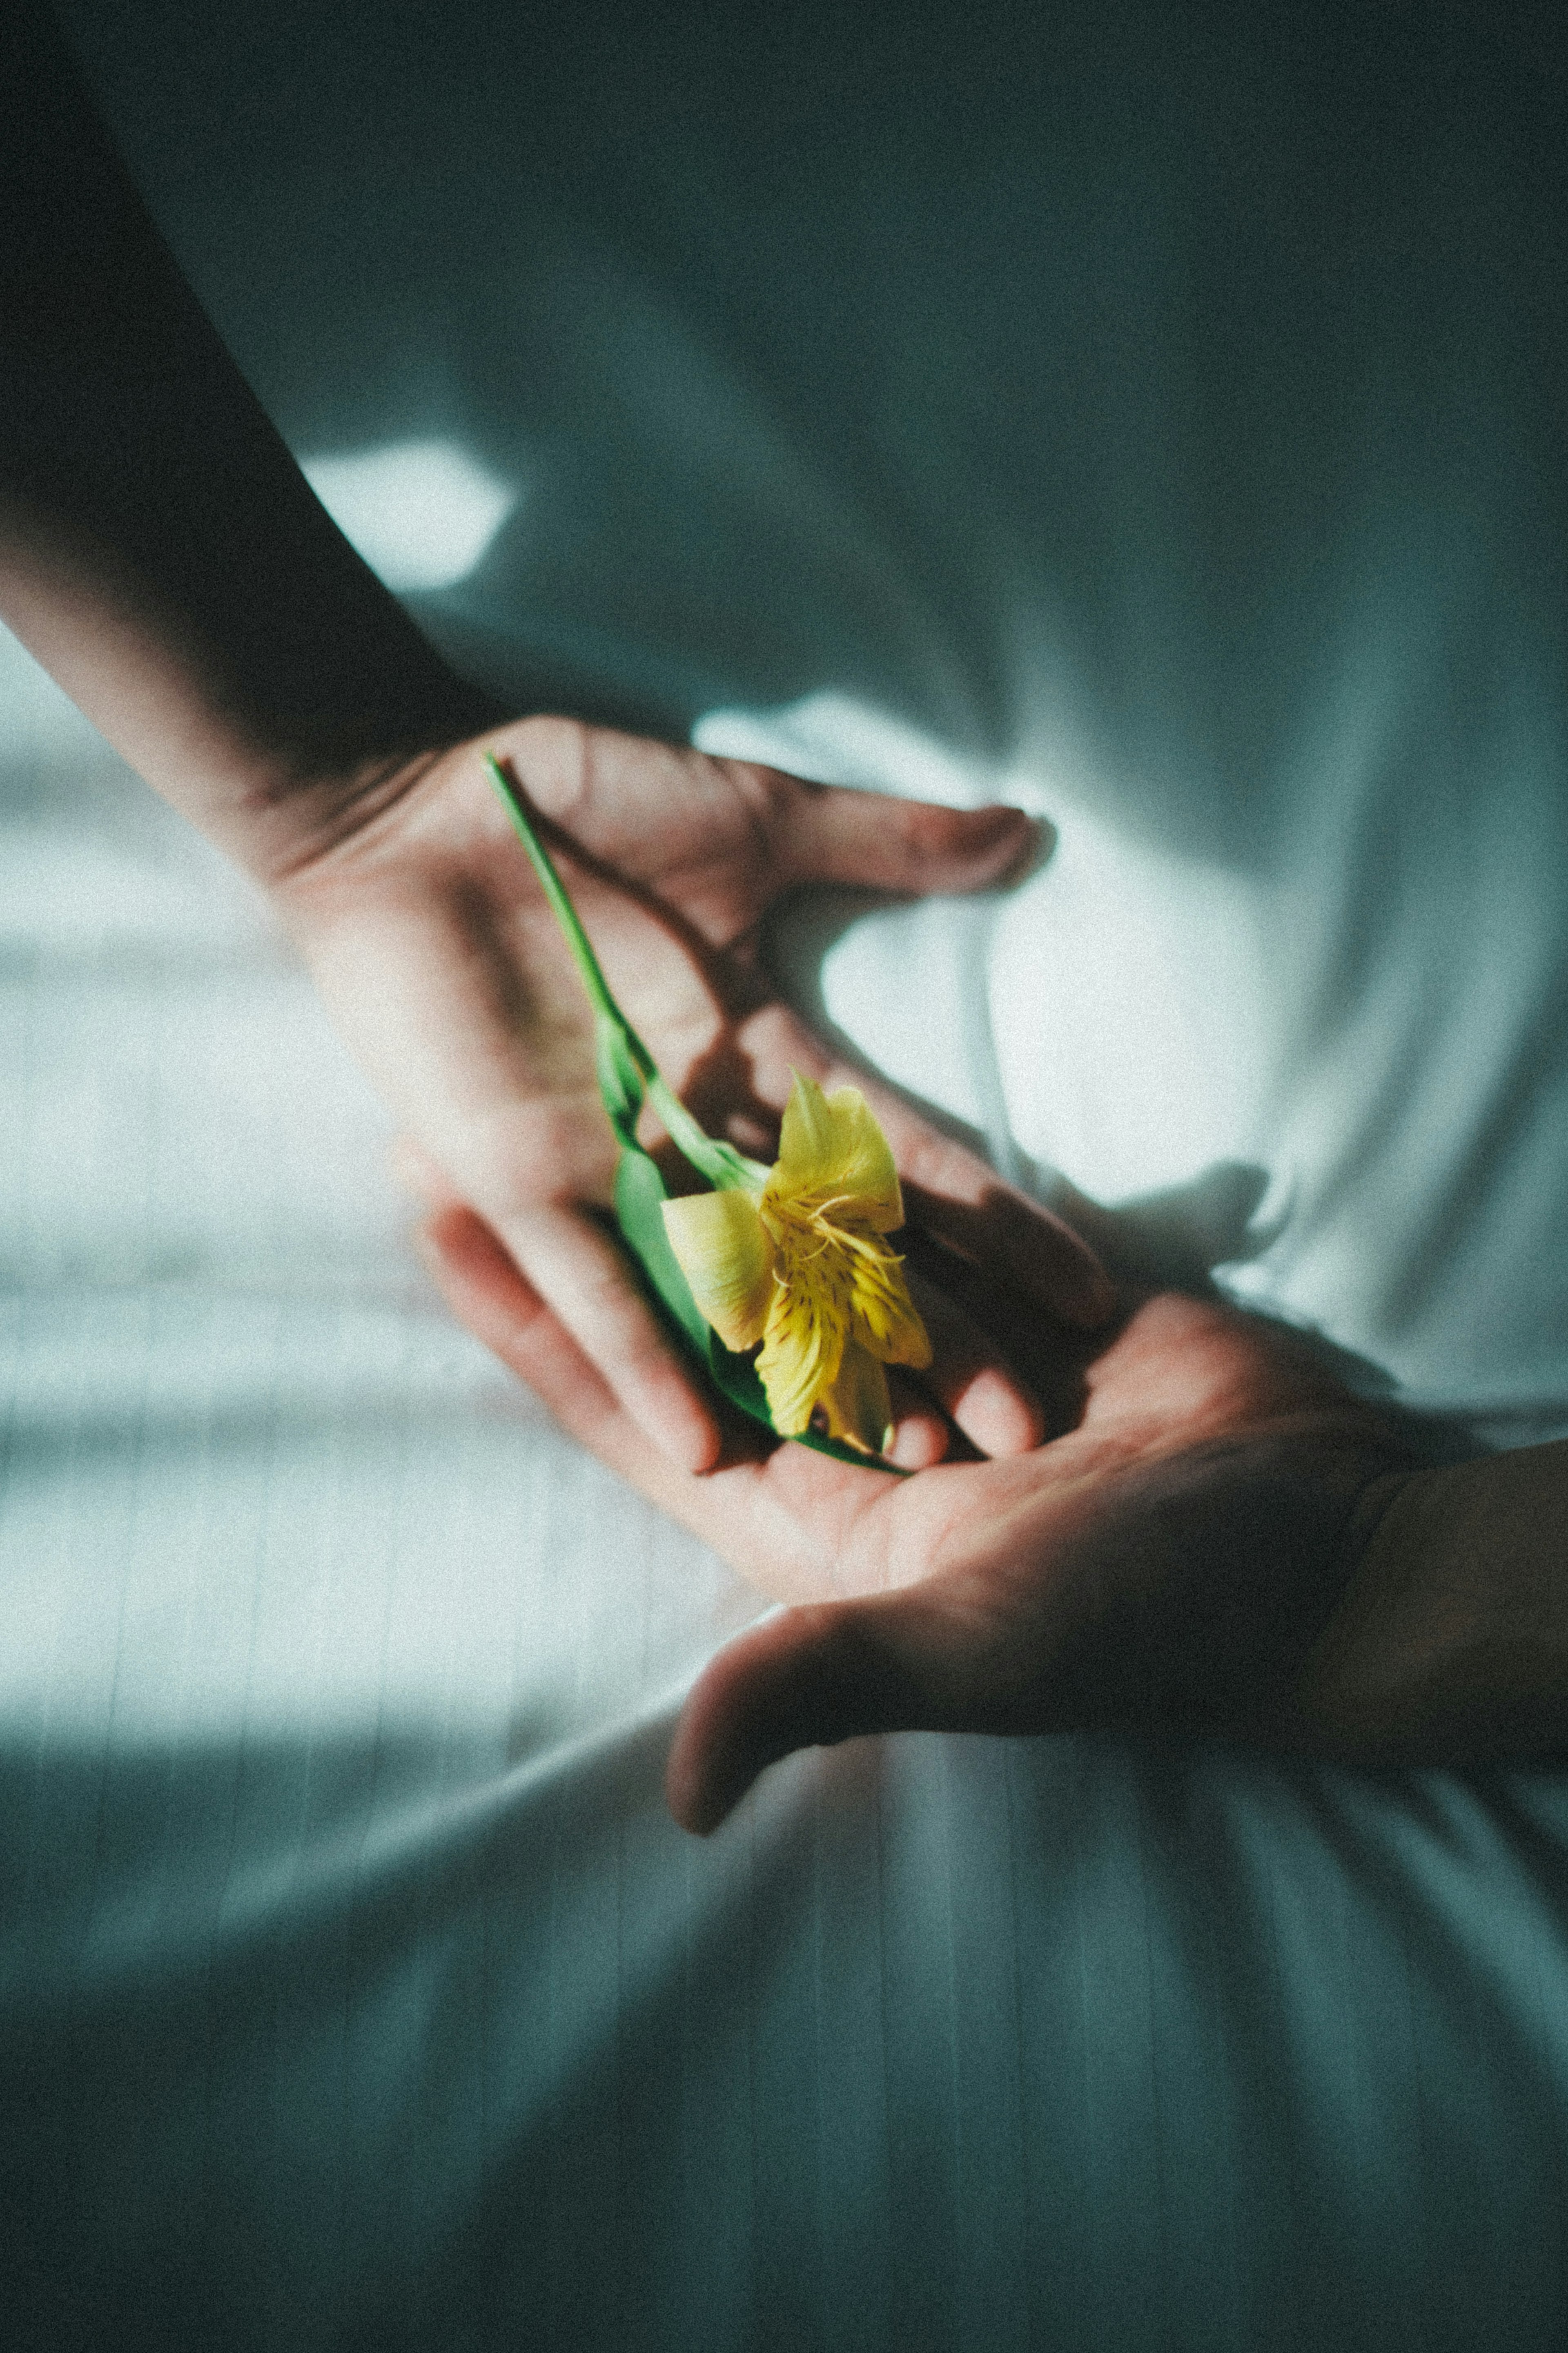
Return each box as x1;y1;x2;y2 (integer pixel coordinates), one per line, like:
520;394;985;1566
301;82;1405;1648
845;1236;933;1368
773;1074;904;1231
661;1188;774;1352
756;1258;846;1436
817;1338;895;1455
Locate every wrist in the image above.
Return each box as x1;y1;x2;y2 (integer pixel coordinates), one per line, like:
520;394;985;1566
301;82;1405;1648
1291;1441;1568;1760
0;5;511;889
1;481;510;885
216;666;510;885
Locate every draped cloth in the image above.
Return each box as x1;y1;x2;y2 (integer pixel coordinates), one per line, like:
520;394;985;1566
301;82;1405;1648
4;3;1566;2342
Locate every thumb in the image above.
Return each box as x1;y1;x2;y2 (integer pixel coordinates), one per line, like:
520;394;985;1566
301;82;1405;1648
771;779;1052;898
665;1589;980;1834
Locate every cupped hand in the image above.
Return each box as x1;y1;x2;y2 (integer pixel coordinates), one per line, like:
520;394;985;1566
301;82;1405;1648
272;713;1113;1473
414;1200;1424;1830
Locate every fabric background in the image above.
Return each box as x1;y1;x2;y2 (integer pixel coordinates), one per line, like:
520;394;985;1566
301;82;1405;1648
4;3;1567;2344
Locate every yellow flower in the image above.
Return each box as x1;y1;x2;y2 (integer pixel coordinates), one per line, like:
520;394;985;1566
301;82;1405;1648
661;1073;932;1454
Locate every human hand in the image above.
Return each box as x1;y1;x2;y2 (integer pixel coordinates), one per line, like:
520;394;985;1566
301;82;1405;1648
412;1208;1424;1829
273;714;1113;1473
0;27;1109;1456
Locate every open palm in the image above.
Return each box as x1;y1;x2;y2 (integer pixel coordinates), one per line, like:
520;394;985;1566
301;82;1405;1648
418;1202;1423;1831
273;713;1111;1472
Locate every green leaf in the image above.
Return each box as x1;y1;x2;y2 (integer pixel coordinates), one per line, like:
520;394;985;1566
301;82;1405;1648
613;1143;711;1355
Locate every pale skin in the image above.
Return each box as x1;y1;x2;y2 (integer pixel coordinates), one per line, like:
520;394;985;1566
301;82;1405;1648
414;1194;1434;1829
0;0;1109;1479
7;0;1567;1835
271;716;1114;1479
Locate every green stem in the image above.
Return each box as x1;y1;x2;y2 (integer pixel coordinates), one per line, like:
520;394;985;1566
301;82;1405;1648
484;752;641;1043
483;751;768;1191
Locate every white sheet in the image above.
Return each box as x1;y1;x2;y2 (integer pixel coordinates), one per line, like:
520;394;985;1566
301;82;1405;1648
7;3;1568;2344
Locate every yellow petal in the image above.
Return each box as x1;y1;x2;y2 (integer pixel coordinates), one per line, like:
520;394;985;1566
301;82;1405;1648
817;1338;895;1455
660;1187;774;1352
755;1256;846;1435
844;1234;933;1369
772;1073;904;1232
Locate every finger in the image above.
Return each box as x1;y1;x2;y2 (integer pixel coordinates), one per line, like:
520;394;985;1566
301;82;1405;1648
884;1370;951;1470
409;1120;1037;1464
419;1201;634;1452
766;778;1051;898
666;1586;981;1834
881;1111;1116;1331
901;1228;1097;1438
420;1202;879;1597
388;1132;466;1209
733;1004;1116;1332
904;1265;1045;1458
420;1202;755;1512
493;1202;724;1475
390;1132;723;1473
393;1141;729;1469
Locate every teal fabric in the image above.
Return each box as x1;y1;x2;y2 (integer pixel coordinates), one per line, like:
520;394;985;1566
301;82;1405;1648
4;3;1568;2344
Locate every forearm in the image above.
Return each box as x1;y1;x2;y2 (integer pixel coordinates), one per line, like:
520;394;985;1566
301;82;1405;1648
1296;1440;1568;1760
0;1;500;880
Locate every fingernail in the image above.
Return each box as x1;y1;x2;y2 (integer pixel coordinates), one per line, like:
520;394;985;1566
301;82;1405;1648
958;807;1054;885
992;813;1056;888
681;1759;752;1836
666;1421;722;1476
966;803;1029;842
